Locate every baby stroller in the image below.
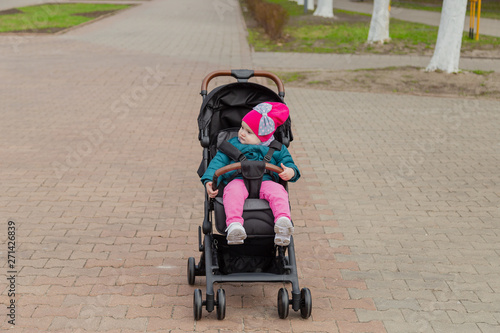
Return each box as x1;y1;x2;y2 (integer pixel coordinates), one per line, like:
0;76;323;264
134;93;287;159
188;69;312;320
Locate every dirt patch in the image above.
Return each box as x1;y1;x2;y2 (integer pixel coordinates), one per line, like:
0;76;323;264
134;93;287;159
349;42;500;58
72;10;116;19
278;66;500;99
10;27;66;33
290;11;371;26
0;8;23;15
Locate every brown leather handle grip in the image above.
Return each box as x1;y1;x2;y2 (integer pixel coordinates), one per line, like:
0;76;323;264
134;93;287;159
201;70;285;96
211;162;283;191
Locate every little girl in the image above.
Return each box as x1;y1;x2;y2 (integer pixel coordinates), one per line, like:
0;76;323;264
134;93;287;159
201;102;300;246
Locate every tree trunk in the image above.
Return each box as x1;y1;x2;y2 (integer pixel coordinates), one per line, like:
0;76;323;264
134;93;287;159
426;0;468;73
367;0;390;43
314;0;333;18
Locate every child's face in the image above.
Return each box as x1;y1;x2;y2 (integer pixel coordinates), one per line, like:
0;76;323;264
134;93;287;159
238;121;261;145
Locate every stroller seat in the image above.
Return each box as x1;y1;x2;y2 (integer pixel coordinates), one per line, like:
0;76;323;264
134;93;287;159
188;69;312;321
214;197;275;236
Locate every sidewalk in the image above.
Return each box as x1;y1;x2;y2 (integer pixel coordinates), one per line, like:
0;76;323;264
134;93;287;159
0;0;499;332
0;0;39;11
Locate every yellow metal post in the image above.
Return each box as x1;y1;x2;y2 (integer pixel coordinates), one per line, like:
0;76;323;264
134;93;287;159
469;0;482;40
475;0;481;40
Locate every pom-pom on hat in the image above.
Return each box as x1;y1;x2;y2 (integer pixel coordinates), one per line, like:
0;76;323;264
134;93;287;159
242;102;289;142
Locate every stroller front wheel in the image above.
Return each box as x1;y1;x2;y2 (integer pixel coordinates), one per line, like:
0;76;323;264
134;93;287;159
216;288;226;320
193;289;203;320
277;288;289;319
300;288;312;319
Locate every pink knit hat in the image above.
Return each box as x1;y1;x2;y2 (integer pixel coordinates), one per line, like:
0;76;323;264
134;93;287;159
242;102;289;142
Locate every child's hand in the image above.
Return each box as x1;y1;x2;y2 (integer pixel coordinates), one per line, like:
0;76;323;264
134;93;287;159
206;182;218;198
279;163;295;181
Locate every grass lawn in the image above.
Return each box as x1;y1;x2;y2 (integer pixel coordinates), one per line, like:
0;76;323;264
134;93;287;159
248;15;439;54
244;0;500;55
0;3;131;33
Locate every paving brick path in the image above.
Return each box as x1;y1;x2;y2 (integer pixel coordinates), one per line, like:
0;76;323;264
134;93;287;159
0;0;499;332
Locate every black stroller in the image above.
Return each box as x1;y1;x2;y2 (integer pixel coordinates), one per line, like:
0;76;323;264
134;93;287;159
188;69;312;320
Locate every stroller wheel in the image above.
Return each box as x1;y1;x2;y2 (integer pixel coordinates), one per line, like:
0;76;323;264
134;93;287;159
216;288;226;320
277;288;289;319
300;288;312;319
193;289;203;320
187;257;196;285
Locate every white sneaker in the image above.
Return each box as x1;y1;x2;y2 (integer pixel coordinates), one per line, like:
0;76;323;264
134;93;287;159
225;222;247;245
274;217;294;246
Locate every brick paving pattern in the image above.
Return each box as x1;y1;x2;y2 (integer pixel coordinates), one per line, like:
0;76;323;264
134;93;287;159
1;0;499;332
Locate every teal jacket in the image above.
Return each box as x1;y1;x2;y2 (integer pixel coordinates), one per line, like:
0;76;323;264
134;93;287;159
201;137;300;186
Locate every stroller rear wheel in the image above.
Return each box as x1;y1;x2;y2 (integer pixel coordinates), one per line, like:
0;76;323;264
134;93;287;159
216;288;226;320
193;289;203;320
300;288;312;319
277;288;289;319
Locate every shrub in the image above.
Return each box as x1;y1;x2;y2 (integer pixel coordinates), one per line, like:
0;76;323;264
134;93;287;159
245;0;289;40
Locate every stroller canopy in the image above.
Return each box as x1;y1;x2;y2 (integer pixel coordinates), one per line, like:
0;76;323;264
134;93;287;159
197;82;291;148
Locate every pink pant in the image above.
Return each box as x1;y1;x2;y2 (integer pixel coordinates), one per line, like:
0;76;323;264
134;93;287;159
223;179;290;227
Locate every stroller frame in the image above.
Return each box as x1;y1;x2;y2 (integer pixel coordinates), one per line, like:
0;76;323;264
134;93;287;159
188;70;312;320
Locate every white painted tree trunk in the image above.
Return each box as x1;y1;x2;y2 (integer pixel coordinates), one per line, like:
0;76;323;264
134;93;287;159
426;0;468;73
307;0;315;11
367;0;390;43
314;0;334;18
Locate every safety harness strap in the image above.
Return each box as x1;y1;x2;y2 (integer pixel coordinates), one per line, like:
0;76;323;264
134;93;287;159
216;140;283;198
218;140;247;162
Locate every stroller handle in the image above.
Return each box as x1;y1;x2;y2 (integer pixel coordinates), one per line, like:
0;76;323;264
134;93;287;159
212;162;284;191
201;70;285;98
